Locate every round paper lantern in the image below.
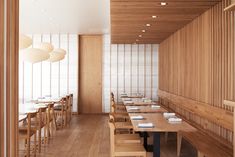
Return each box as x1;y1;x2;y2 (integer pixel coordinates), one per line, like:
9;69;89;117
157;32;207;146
39;42;54;53
47;51;65;62
54;48;66;55
20;48;50;63
19;34;32;50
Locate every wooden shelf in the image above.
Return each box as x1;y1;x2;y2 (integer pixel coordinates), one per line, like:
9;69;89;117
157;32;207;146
224;1;235;11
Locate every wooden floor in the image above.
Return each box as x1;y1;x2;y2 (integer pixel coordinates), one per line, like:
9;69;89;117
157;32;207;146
19;115;197;157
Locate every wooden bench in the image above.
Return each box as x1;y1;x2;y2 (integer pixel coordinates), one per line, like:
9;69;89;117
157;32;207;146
158;90;233;157
178;131;233;157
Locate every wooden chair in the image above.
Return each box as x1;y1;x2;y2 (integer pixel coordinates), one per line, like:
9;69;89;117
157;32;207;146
66;94;73;123
19;112;37;157
32;107;48;153
108;121;146;157
109;114;133;134
68;94;73;122
109;120;141;144
47;103;55;142
111;103;126;113
54;97;68;129
109;112;129;122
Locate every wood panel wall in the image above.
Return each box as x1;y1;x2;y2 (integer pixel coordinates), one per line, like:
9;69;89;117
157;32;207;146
159;0;235;144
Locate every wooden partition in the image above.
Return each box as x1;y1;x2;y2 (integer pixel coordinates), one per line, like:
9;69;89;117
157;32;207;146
0;0;19;156
159;0;235;144
0;0;4;155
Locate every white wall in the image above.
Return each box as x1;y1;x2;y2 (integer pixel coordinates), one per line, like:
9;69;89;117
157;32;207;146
19;34;78;112
102;35;159;113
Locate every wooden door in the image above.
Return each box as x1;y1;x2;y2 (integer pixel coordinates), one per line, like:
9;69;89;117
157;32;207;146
79;35;102;113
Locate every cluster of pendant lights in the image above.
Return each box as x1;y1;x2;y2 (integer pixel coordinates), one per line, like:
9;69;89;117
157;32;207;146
19;34;66;63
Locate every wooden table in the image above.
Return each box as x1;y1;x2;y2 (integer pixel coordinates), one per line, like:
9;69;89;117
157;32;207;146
129;113;196;157
126;106;167;113
123;98;158;106
32;98;61;104
121;95;144;98
18;115;27;122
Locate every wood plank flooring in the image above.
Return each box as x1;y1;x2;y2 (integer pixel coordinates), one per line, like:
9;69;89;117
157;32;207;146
19;115;196;157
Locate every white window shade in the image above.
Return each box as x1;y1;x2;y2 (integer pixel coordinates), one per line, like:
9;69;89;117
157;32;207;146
102;34;159;113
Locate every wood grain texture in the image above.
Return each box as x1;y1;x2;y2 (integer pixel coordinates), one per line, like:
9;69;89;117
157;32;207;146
111;0;221;44
19;115;198;157
0;0;4;156
159;0;235;145
6;0;19;156
79;35;103;114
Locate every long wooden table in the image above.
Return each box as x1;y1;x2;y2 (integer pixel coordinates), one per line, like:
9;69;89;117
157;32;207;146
126;106;167;113
18;115;27;122
129;113;196;157
32;98;61;104
120;94;144;98
123;98;158;106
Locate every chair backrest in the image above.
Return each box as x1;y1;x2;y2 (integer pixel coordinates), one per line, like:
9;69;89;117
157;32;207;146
27;111;38;138
66;95;70;108
38;107;47;127
69;94;73;106
47;103;54;120
109;113;115;122
58;97;67;110
108;120;115;155
111;100;116;113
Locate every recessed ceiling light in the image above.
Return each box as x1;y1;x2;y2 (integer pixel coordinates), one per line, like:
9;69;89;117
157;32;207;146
142;30;146;33
146;24;151;27
152;15;157;18
139;35;142;37
160;2;167;6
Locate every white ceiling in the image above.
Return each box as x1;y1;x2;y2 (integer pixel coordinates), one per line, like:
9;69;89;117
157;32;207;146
20;0;110;34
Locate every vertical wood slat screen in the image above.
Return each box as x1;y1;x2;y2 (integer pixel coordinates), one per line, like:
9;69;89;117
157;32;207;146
19;34;78;112
159;1;235;143
103;35;159;112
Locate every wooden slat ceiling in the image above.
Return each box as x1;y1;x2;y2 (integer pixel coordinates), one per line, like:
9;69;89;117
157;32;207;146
111;0;221;44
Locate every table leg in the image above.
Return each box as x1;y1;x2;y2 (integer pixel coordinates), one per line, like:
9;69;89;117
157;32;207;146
153;132;160;157
143;132;148;149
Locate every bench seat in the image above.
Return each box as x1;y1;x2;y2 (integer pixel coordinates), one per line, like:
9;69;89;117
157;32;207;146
178;131;233;157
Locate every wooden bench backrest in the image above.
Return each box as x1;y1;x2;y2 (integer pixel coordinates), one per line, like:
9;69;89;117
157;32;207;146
158;90;233;148
158;90;233;131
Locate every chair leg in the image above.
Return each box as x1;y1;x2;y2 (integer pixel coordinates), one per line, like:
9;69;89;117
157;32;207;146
34;134;37;157
65;111;67;127
38;129;41;153
44;127;47;144
177;132;182;157
27;138;30;157
198;151;204;157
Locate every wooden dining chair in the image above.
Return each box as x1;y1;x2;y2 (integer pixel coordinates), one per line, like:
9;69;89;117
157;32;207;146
19;112;37;157
109;120;141;144
108;121;147;157
54;97;68;129
66;95;72;123
109;114;133;134
32;106;48;153
47;103;55;142
109;112;129;122
69;94;73;121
